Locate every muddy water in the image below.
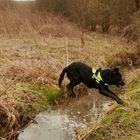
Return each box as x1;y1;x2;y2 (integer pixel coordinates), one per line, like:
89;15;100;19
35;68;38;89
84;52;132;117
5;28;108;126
18;91;112;140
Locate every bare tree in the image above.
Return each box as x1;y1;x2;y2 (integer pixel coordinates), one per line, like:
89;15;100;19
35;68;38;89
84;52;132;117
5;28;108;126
135;0;140;11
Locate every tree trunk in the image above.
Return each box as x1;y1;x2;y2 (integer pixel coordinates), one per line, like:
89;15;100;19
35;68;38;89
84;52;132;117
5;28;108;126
91;23;96;31
135;0;140;11
102;16;110;33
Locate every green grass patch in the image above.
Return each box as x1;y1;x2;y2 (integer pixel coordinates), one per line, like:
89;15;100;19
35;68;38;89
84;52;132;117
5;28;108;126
128;71;140;90
17;83;60;101
16;83;60;111
89;107;140;140
131;93;140;102
128;80;140;90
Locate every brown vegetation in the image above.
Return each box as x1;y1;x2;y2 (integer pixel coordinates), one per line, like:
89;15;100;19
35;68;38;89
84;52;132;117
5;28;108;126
0;1;139;140
0;7;80;38
36;0;139;33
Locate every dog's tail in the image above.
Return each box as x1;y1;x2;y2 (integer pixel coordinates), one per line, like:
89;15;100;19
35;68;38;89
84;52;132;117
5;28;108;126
58;67;67;87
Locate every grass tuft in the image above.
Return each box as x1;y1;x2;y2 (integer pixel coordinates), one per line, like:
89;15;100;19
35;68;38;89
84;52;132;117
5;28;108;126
16;82;60;106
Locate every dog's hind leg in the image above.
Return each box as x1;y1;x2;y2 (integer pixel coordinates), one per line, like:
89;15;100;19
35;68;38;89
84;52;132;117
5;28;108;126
67;81;80;97
66;68;81;97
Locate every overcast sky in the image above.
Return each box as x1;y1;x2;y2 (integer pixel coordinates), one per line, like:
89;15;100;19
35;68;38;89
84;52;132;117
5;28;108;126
13;0;35;1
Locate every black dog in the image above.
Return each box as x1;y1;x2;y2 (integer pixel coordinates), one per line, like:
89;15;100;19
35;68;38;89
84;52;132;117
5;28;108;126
58;62;125;105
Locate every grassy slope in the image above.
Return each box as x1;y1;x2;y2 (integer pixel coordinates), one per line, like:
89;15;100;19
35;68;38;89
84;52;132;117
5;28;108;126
87;69;140;140
0;10;138;139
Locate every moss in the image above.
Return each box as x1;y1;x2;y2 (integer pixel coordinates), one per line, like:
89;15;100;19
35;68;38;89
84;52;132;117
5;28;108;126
16;83;60;111
41;86;60;103
89;107;140;140
131;93;140;102
118;134;140;140
17;82;60;99
128;80;140;90
16;82;40;91
128;71;140;90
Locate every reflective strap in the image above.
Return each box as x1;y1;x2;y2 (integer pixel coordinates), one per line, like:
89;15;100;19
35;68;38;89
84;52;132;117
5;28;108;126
92;68;102;82
92;68;96;74
104;83;109;86
97;72;103;81
92;68;109;86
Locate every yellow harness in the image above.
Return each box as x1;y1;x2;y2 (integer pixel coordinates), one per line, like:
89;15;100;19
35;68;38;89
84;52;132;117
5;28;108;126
92;68;108;86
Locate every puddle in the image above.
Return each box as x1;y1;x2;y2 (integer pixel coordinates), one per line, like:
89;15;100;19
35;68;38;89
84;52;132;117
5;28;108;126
18;91;112;140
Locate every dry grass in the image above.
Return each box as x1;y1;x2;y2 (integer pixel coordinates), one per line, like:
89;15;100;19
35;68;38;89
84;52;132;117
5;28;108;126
0;7;80;39
0;6;138;140
0;36;136;139
0;94;19;140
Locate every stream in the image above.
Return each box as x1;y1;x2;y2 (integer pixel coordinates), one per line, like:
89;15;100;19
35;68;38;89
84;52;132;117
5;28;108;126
18;90;112;140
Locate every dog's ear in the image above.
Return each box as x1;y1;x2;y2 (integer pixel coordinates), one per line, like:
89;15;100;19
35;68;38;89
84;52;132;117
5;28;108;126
113;68;119;73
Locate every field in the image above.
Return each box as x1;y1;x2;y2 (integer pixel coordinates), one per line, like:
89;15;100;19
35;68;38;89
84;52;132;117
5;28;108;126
0;7;139;140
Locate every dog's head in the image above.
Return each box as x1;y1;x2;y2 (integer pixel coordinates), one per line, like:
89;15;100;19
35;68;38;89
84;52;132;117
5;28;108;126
111;68;125;87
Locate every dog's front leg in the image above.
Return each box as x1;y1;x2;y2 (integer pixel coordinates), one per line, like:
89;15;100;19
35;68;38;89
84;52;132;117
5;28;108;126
99;87;124;105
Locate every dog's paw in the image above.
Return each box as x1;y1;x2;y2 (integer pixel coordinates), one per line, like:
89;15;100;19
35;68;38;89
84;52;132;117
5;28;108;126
117;99;124;105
